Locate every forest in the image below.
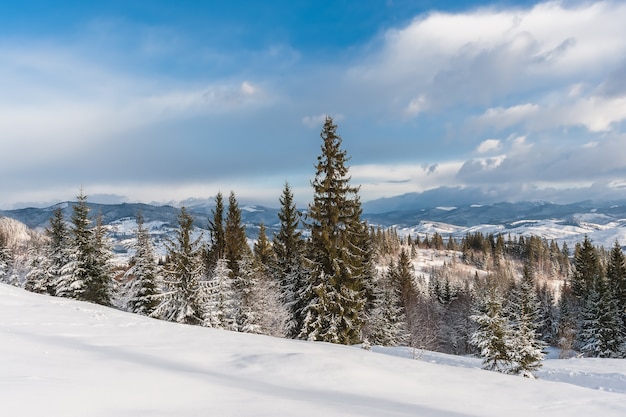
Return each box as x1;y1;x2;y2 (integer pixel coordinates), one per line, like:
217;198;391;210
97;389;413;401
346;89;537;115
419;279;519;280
1;116;625;380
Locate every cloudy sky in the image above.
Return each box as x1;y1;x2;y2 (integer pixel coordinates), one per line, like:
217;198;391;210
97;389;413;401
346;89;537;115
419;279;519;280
2;0;626;209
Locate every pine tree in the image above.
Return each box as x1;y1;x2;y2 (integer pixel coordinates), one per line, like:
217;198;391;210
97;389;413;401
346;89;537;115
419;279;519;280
571;236;602;300
41;207;74;298
206;192;226;273
63;191;99;301
579;274;624;358
606;240;626;333
366;265;408;346
0;230;12;284
471;286;513;373
85;212;112;306
224;191;250;279
153;207;205;325
124;212;160;316
300;116;367;344
203;258;237;330
273;182;307;338
506;266;545;377
253;222;274;268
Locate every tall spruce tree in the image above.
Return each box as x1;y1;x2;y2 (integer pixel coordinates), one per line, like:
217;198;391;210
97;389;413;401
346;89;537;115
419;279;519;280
64;191;112;304
300;116;367;344
206;192;226;273
86;212;112;306
224;191;250;279
153;207;204;325
571;236;602;300
273;182;307;338
124;212;160;316
46;207;73;297
606;240;626;333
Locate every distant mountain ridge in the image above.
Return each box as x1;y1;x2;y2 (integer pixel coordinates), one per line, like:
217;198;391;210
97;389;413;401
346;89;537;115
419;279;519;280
3;199;626;256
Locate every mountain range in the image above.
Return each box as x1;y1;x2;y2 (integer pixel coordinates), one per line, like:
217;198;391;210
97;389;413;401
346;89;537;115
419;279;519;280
2;197;626;258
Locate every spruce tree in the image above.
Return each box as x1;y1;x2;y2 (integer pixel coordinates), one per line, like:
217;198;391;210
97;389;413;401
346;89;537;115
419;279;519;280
0;230;12;284
85;212;112;306
43;207;74;298
206;192;226;273
606;240;626;333
366;264;408;346
471;285;513;373
224;191;250;279
153;207;205;325
64;191;94;301
506;266;545;377
273;182;307;338
203;258;237;330
253;222;274;268
579;274;624;357
124;212;160;316
300;116;367;344
571;236;602;300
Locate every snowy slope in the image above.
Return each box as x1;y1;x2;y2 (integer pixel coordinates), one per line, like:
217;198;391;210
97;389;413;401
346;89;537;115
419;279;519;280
2;284;626;417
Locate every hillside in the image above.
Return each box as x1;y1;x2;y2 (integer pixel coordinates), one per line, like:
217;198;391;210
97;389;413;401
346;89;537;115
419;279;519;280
2;283;626;417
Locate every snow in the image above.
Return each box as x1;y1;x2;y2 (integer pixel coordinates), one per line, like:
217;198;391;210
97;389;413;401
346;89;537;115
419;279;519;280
2;283;626;416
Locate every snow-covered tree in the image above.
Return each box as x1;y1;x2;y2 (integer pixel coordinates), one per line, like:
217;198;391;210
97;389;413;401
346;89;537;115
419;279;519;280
0;230;12;284
272;182;307;338
124;212;160;316
300;116;368;344
471;286;513;373
579;276;624;358
205;192;226;273
365;265;408;346
203;258;237;330
506;266;545;378
84;212;113;306
153;207;205;325
606;240;626;333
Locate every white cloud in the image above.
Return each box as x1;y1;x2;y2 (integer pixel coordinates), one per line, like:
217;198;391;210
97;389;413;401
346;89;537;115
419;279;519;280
472;104;540;130
405;95;429;116
476;139;501;154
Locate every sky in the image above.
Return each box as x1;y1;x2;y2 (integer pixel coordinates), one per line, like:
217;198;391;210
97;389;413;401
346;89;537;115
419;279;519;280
1;0;626;209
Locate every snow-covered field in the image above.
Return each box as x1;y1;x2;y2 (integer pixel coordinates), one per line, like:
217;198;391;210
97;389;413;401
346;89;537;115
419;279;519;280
2;283;626;417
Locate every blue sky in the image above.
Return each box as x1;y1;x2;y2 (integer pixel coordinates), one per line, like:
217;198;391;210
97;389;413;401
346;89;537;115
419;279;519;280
1;0;626;209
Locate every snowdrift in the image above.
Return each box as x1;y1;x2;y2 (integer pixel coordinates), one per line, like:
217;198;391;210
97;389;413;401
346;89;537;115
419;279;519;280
1;283;626;417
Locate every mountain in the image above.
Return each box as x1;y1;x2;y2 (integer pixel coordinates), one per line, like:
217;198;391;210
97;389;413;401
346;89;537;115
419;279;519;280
2;282;626;416
3;199;626;258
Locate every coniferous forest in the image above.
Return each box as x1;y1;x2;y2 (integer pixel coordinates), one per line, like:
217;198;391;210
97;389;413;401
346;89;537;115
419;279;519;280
2;116;626;379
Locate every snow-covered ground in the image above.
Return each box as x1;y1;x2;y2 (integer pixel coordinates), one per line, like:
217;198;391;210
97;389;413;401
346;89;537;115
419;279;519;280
2;283;626;417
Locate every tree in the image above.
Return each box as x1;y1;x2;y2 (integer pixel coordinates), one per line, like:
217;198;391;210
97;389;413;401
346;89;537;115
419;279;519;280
224;191;250;279
203;258;238;330
37;207;74;298
63;191;111;304
365;265;408;346
506;266;545;378
206;192;226;273
571;236;602;300
153;207;205;325
606;240;626;332
0;230;12;284
273;182;307;338
579;275;624;358
124;212;160;316
300;116;367;344
471;286;513;373
85;212;113;306
253;222;274;268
